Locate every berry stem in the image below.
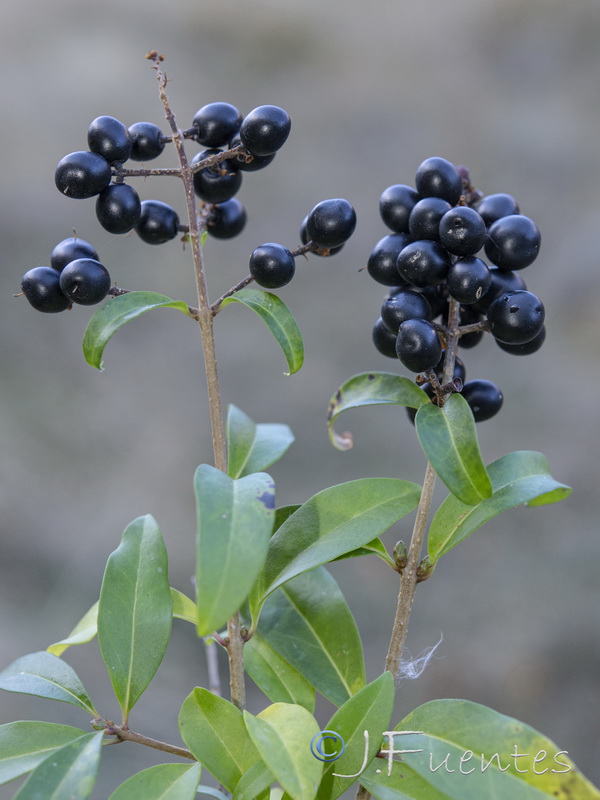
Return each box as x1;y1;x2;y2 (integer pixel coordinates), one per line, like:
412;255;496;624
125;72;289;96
150;52;246;711
211;275;256;315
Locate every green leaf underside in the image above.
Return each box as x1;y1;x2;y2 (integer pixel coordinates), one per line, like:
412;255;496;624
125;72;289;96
178;688;260;792
13;731;103;800
171;589;197;623
255;568;365;707
82;291;191;369
197;787;232;800
232;760;273;800
195;465;275;636
227;404;294;479
251;478;420;621
47;602;99;657
0;652;97;715
327;372;430;450
416;393;492;505
245;632;316;712
0;722;86;785
221;289;304;375
317;672;395;800
108;762;202;799
331;537;393;566
362;699;600;800
97;514;172;719
244;704;322;800
428;451;573;563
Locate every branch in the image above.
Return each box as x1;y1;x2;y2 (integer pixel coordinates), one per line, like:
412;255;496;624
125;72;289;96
101;721;195;760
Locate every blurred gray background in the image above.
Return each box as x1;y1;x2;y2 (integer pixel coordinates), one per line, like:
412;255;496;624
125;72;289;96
1;0;600;795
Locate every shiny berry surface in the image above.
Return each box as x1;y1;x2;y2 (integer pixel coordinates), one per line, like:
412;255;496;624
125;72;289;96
207;199;247;239
51;237;99;272
21;267;71;312
192;102;242;148
484;214;541;270
128;122;165;161
395;318;442;373
87;116;131;164
59;258;111;305
55;151;111;199
239;105;291;156
96;183;141;234
415;157;463;205
135;200;180;244
305;198;357;249
249;243;295;288
487;290;545;344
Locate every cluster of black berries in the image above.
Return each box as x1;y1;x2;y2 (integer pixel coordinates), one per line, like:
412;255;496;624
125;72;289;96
369;157;545;422
20;103;294;313
248;198;357;289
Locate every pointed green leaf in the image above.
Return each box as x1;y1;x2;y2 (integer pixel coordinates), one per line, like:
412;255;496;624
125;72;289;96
233;760;273;800
47;602;99;657
256;568;365;706
327;372;430;449
362;699;600;800
195;465;275;635
245;632;316;712
0;652;97;715
0;721;86;785
83;291;192;369
98;514;172;720
244;704;322;800
429;451;572;563
171;589;197;624
108;762;202;799
14;731;103;800
317;672;394;800
178;688;260;792
227;405;294;479
331;537;394;567
416;393;492;505
251;478;420;621
221;289;304;375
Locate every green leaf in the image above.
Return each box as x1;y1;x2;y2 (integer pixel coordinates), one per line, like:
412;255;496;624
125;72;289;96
416;393;492;505
0;652;97;715
317;672;395;800
326;372;430;450
47;602;99;657
178;688;260;792
221;289;304;375
245;632;316;712
233;760;273;800
0;721;86;785
14;731;103;800
244;704;322;800
108;763;202;799
227;404;294;479
331;537;394;567
250;478;420;622
195;465;275;636
256;568;365;707
361;699;600;800
198;787;231;800
98;514;172;720
82;291;192;369
428;451;572;563
171;588;197;624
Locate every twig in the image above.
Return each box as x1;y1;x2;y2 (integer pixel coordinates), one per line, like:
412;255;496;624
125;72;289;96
102;721;195;760
211;275;255;315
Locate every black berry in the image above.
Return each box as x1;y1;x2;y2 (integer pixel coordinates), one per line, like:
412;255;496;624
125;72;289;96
372;317;398;358
408;197;452;240
415;157;463;205
229;134;276;171
21;267;71;313
380;290;432;334
239;105;291;156
207;198;247;240
51;237;99;272
447;257;491;305
87;116;131;164
96;183;141;234
496;325;546;356
59;258;111;305
484;215;541;270
434;352;466;384
305;199;357;249
456;306;485;349
55;151;112;199
128;122;165;161
487;290;545;344
135;200;180;245
475;193;519;227
379;184;419;233
461;379;503;422
472;267;527;314
249;243;295;289
396;240;452;287
300;217;343;256
438;206;487;256
192;102;242;148
367;234;412;286
192;150;242;204
395;318;442;373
